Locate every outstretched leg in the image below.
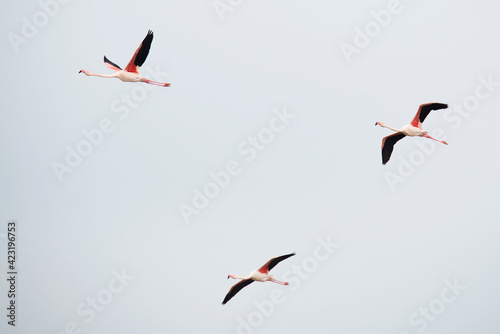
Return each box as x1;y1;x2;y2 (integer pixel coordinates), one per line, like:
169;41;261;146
141;78;171;87
269;278;289;285
423;134;448;145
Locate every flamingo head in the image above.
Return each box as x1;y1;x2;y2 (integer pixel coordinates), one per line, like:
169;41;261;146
227;274;235;279
375;121;384;127
79;70;89;75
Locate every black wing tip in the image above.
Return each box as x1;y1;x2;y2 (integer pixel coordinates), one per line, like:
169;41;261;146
382;153;391;164
222;291;232;305
382;151;390;164
433;102;448;109
103;56;123;70
276;252;296;259
380;133;405;165
133;31;155;67
145;30;154;41
267;252;296;271
421;102;448;109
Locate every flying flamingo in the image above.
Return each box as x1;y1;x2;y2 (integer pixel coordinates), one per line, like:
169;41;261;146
79;30;170;87
222;252;295;305
375;103;448;165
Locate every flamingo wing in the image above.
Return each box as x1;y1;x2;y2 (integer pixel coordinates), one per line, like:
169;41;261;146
103;56;122;71
222;279;254;305
258;252;296;273
410;103;448;128
381;132;406;165
124;30;154;73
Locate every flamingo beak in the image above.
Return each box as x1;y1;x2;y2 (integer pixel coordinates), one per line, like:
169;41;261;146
227;275;230;279
79;70;82;73
374;122;378;126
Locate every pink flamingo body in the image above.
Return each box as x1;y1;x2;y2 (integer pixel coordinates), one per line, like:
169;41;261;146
222;252;295;305
79;30;170;87
375;103;448;164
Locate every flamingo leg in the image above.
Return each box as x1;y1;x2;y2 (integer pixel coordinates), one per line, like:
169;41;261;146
423;134;448;145
142;78;171;87
269;278;289;285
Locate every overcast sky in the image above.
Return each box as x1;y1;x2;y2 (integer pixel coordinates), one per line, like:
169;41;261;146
1;0;500;333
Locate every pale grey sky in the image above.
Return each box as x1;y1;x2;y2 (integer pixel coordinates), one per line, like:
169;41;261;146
1;0;500;333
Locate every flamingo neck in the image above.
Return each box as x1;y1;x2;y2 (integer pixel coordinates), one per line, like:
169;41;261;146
87;72;117;78
230;275;249;280
380;123;401;133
